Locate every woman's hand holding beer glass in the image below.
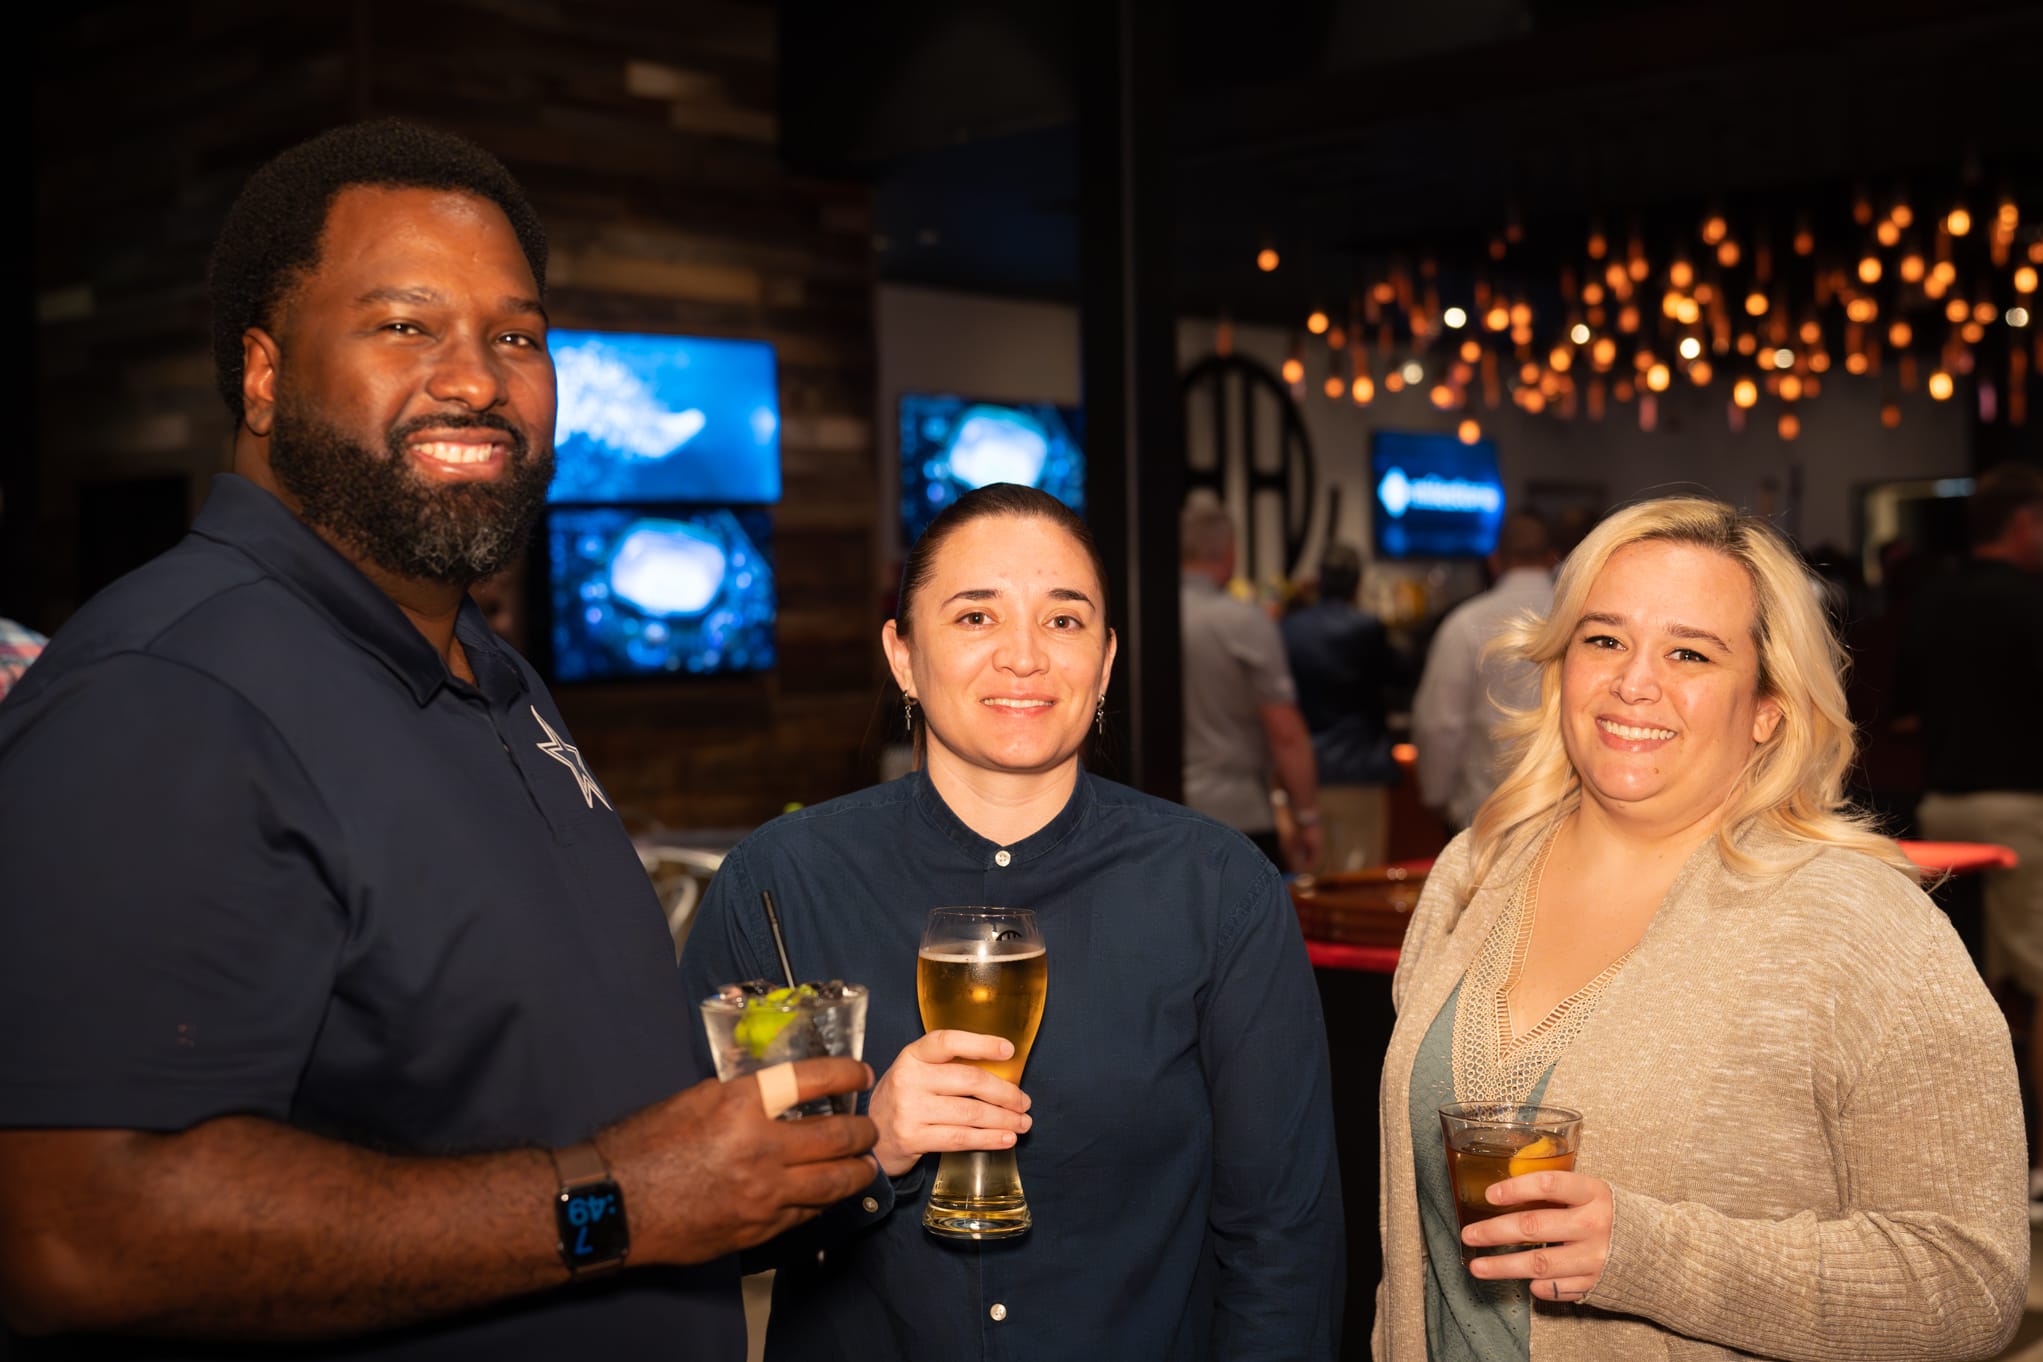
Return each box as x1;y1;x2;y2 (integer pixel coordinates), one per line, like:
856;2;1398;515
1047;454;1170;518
868;1031;1034;1178
1460;1167;1615;1303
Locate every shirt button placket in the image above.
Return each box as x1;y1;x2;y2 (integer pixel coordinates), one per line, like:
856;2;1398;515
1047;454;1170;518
989;1302;1007;1322
994;848;1011;867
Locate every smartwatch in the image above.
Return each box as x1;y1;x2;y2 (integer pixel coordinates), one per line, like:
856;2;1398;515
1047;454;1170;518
552;1141;630;1276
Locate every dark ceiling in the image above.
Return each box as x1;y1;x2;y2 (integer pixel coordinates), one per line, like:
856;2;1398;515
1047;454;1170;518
780;0;2043;324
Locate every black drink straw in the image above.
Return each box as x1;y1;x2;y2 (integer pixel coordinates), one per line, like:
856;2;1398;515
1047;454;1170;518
760;890;797;987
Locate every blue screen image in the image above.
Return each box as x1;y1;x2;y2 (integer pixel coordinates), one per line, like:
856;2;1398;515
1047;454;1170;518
547;507;776;680
1370;431;1506;559
899;395;1085;546
548;330;780;504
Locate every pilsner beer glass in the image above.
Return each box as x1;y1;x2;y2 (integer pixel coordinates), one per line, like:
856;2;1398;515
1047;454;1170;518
917;906;1047;1239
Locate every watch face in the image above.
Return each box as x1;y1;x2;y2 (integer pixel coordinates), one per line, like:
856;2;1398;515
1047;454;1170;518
557;1182;629;1271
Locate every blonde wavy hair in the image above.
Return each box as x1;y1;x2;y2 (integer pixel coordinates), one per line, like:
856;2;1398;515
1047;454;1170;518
1462;495;1919;901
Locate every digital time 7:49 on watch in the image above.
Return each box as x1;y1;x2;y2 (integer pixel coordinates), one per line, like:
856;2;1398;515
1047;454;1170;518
552;1142;629;1276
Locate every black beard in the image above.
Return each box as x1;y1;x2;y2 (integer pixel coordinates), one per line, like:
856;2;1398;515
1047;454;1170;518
268;400;554;587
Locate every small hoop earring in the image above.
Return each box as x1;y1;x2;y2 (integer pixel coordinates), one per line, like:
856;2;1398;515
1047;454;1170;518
1095;694;1106;734
903;695;917;733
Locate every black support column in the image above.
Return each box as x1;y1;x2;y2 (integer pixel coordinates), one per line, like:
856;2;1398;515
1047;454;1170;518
1079;0;1182;800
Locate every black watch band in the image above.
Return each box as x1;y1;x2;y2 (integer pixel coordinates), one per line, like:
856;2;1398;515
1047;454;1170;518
552;1141;630;1276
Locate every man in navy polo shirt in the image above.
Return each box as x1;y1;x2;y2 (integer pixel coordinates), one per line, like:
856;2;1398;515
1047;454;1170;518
0;121;876;1358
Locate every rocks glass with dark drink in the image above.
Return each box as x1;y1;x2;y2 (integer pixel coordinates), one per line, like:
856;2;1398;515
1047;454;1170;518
701;980;868;1118
1438;1101;1582;1267
917;907;1047;1239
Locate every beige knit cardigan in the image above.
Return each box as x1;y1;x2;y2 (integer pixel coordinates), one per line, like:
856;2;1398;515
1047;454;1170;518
1373;828;2029;1361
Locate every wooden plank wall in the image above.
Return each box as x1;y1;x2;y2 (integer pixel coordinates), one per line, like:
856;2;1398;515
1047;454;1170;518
31;0;885;832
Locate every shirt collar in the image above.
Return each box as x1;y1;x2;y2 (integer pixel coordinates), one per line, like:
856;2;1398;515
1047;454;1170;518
910;766;1096;868
190;473;520;708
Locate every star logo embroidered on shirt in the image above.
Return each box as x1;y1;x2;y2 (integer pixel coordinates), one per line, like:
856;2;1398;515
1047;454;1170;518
532;706;613;811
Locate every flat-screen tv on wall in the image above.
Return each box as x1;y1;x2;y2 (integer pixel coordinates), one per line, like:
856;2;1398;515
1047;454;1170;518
547;330;781;505
1369;429;1505;559
540;506;776;681
898;394;1084;547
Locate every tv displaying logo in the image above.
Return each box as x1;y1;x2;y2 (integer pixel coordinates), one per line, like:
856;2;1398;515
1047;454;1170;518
545;507;776;681
548;330;780;505
899;395;1084;547
1370;431;1505;559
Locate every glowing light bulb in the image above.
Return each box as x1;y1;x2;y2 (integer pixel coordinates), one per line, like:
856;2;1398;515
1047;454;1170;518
1485;305;1510;331
1793;228;1815;256
1689;359;1713;385
1799;319;1822;346
1773;347;1795;369
1383;370;1405;394
1847;297;1879;323
1647;363;1671;392
1900;254;1925;284
1257;248;1279;272
1779;412;1800;440
1746;291;1769;316
1351;375;1375;403
1460;338;1483;363
1571;323;1592;345
1891;201;1914;229
1881;403;1901;428
1670;259;1694;289
1962;321;1985;344
1521;389;1547;415
1444;306;1468;328
1946;298;1969;324
1429;383;1455;409
1324;374;1344;398
1702;214;1728;244
1858;256;1882;285
1809;351;1830;373
1779;373;1803;402
1974;300;1998;325
1845;352;1870;375
1928;370;1954;400
1401;361;1425;384
1281;356;1304;385
1618;305;1641;333
1679;336;1702;360
1889;321;1913;348
1582;281;1605;306
1592;337;1618;368
2016;266;2039;295
1587;231;1608;258
1675;296;1700;325
1876;219;1900;248
2005;306;2029;327
1946;207;1972;237
1717;239;1742;268
1306;310;1329;334
1550;346;1574;372
1520;361;1541;385
1733;378;1759;408
1458;418;1481;444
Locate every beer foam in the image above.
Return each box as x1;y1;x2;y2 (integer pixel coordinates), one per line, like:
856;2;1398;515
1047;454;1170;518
919;945;1047;963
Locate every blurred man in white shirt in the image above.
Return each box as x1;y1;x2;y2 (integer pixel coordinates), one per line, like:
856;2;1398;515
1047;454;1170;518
1411;512;1557;831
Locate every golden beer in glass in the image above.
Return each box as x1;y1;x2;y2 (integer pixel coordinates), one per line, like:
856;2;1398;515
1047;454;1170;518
917;907;1047;1238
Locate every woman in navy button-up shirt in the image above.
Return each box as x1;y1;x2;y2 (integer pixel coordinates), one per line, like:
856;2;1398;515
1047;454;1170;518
681;484;1343;1360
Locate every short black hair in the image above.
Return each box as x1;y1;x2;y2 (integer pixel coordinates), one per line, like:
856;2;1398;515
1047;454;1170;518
207;118;548;421
1318;543;1362;603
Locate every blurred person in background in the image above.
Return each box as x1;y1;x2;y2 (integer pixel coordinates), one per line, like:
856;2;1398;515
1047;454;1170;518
1412;512;1557;833
1376;496;2024;1360
1180;493;1324;870
1282;542;1400;871
1892;461;2043;1221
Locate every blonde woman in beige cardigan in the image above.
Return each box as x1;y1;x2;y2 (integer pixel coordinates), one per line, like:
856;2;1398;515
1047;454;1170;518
1375;496;2027;1361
